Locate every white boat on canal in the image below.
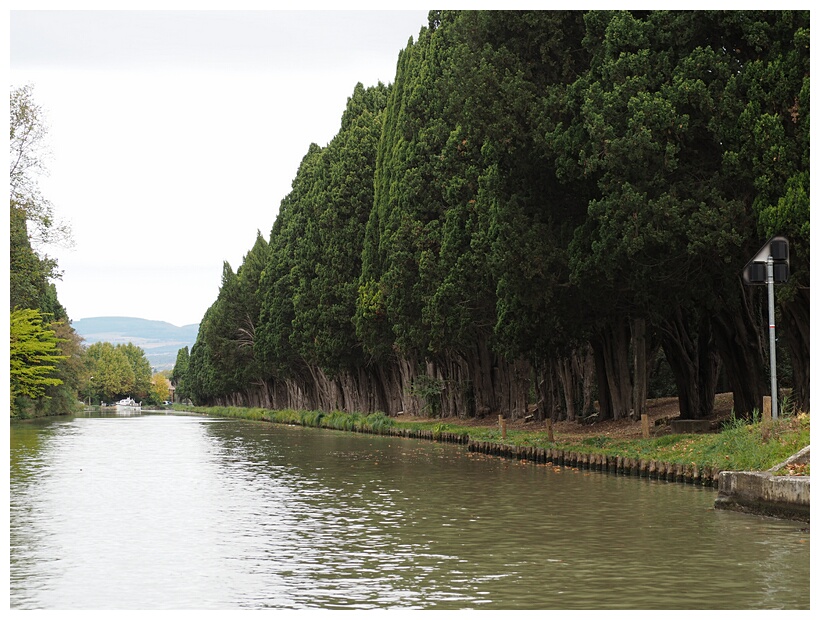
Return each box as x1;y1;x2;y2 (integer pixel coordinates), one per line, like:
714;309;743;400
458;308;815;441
115;397;141;411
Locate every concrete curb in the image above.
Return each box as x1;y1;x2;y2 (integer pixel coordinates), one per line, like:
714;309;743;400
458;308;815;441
714;446;810;522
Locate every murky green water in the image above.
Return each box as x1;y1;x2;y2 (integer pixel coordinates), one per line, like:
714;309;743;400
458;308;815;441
9;413;810;609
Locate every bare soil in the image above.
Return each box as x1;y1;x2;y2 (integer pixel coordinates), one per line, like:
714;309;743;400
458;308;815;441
394;392;737;440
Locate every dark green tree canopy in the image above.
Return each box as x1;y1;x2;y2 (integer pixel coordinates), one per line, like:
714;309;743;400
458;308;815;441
183;10;809;419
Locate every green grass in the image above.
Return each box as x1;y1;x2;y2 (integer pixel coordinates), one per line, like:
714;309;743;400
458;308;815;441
389;411;810;473
173;404;809;474
174;404;396;434
467;413;809;472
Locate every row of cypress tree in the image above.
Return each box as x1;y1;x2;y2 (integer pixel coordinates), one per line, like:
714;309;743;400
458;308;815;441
177;10;809;421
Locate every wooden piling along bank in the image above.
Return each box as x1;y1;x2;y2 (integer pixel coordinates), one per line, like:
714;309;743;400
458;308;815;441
464;439;721;487
343;422;721;488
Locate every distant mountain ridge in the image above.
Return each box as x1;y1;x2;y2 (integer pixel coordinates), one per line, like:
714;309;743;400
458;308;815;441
72;316;199;372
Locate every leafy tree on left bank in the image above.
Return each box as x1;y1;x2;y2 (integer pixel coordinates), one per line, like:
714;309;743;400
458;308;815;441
10;85;79;416
37;319;85;416
9;308;67;416
10;84;71;249
10;85;70;320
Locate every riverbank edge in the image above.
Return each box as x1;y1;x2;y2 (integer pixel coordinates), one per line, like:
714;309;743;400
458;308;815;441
714;446;810;522
175;405;809;522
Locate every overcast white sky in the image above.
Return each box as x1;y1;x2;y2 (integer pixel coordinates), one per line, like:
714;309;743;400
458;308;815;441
9;8;430;326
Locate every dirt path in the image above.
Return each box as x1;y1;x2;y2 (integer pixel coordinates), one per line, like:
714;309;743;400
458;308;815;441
395;393;736;440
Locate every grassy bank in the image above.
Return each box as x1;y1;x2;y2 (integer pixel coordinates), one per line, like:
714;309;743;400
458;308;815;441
175;405;397;434
174;404;809;476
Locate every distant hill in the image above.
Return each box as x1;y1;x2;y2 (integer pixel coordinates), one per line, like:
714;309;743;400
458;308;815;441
72;316;200;372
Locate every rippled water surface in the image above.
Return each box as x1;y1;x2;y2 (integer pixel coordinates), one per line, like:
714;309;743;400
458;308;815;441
10;413;810;609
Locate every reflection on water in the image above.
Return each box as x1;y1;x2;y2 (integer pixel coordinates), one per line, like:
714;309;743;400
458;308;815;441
10;413;810;609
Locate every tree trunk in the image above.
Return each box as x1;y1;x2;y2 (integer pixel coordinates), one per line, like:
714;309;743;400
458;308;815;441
632;317;648;421
781;287;809;412
712;285;767;418
435;350;477;418
469;337;498;417
499;356;531;420
557;356;577;422
555;346;595;422
533;359;561;422
578;346;595;418
591;337;613;421
660;308;719;419
591;321;633;421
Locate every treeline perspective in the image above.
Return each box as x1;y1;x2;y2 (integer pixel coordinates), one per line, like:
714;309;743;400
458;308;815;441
175;10;809;422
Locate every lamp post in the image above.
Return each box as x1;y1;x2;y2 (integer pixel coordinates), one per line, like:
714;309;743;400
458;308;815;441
766;256;778;420
87;376;94;407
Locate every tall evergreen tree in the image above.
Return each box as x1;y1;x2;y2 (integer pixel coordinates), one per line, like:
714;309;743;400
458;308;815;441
171;346;191;402
185;10;809;421
559;10;809;418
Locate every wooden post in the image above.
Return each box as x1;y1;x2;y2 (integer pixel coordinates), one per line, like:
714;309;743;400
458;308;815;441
499;415;507;439
763;396;772;422
641;413;650;439
546;417;554;442
762;396;772;441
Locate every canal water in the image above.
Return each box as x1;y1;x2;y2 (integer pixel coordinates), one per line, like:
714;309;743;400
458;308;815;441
9;413;810;610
